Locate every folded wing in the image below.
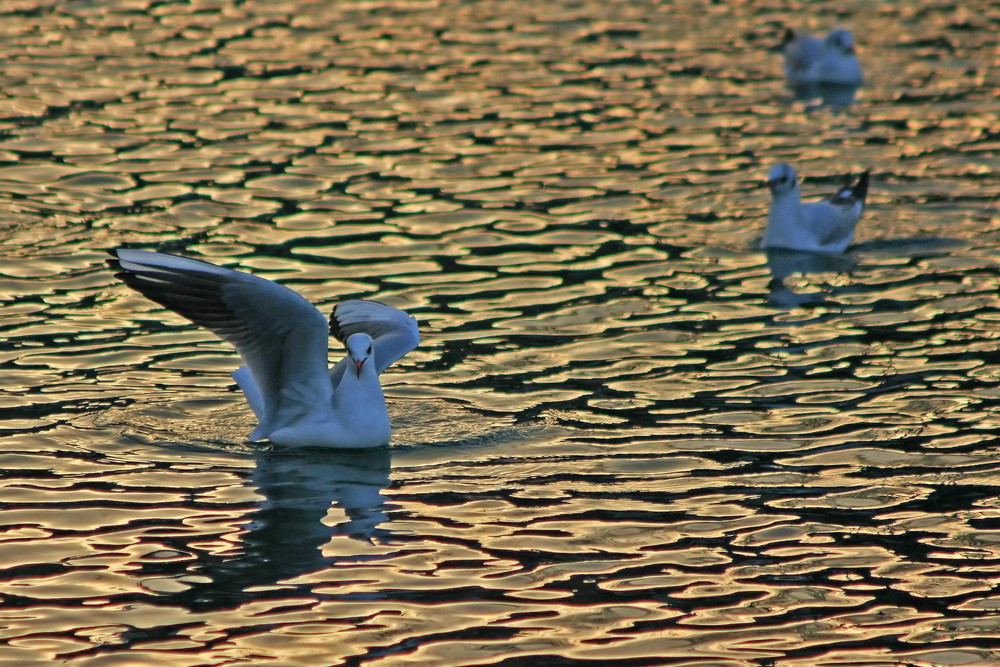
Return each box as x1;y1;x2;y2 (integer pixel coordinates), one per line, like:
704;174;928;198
806;171;870;250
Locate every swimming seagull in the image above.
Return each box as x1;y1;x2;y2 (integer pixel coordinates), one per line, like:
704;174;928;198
108;249;420;449
816;28;863;85
781;28;825;86
781;28;862;86
762;163;870;253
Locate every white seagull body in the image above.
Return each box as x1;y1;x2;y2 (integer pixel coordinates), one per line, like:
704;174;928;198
782;29;824;85
782;28;863;86
762;163;870;254
109;249;419;449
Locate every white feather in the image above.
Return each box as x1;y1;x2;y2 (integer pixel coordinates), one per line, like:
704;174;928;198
762;163;870;254
110;250;419;449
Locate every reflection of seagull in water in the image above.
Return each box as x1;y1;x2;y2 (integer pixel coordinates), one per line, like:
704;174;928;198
179;448;392;612
109;249;419;449
781;28;863;86
765;248;858;283
250;447;392;547
762;163;870;254
764;247;858;308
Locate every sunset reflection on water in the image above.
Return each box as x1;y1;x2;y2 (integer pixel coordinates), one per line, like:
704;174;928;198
0;0;998;665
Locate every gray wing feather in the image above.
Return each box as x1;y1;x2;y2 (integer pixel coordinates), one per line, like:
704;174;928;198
808;171;870;248
110;249;333;427
329;300;419;385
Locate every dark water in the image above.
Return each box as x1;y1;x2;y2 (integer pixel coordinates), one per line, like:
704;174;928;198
1;0;998;665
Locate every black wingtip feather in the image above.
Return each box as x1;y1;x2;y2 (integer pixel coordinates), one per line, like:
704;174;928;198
108;251;248;340
329;302;350;342
854;170;870;201
329;300;394;343
330;303;347;342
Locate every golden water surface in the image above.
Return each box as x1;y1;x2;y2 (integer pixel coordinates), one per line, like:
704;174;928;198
0;0;998;665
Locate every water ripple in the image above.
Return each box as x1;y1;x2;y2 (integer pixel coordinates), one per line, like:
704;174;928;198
0;0;998;664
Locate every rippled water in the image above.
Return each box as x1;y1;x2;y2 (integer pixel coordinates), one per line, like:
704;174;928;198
1;0;998;665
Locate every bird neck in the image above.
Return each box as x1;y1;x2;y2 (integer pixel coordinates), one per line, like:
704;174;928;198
337;363;384;401
764;187;811;250
772;187;801;213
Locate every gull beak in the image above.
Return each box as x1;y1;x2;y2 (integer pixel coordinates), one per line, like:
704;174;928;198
765;179;778;189
355;358;365;377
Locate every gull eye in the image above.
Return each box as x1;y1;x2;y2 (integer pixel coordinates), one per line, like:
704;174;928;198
367;345;373;355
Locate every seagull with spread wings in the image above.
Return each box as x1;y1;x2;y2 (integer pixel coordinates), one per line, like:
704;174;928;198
109;249;419;449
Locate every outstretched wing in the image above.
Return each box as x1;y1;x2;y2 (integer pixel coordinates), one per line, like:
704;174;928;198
329;300;419;384
109;249;333;429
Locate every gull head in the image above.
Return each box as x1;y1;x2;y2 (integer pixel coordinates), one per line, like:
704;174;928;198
766;163;799;196
825;28;855;54
346;332;375;377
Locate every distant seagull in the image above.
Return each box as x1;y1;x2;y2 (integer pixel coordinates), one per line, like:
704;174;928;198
781;28;863;86
781;29;825;85
817;28;863;85
109;249;420;449
762;163;870;253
